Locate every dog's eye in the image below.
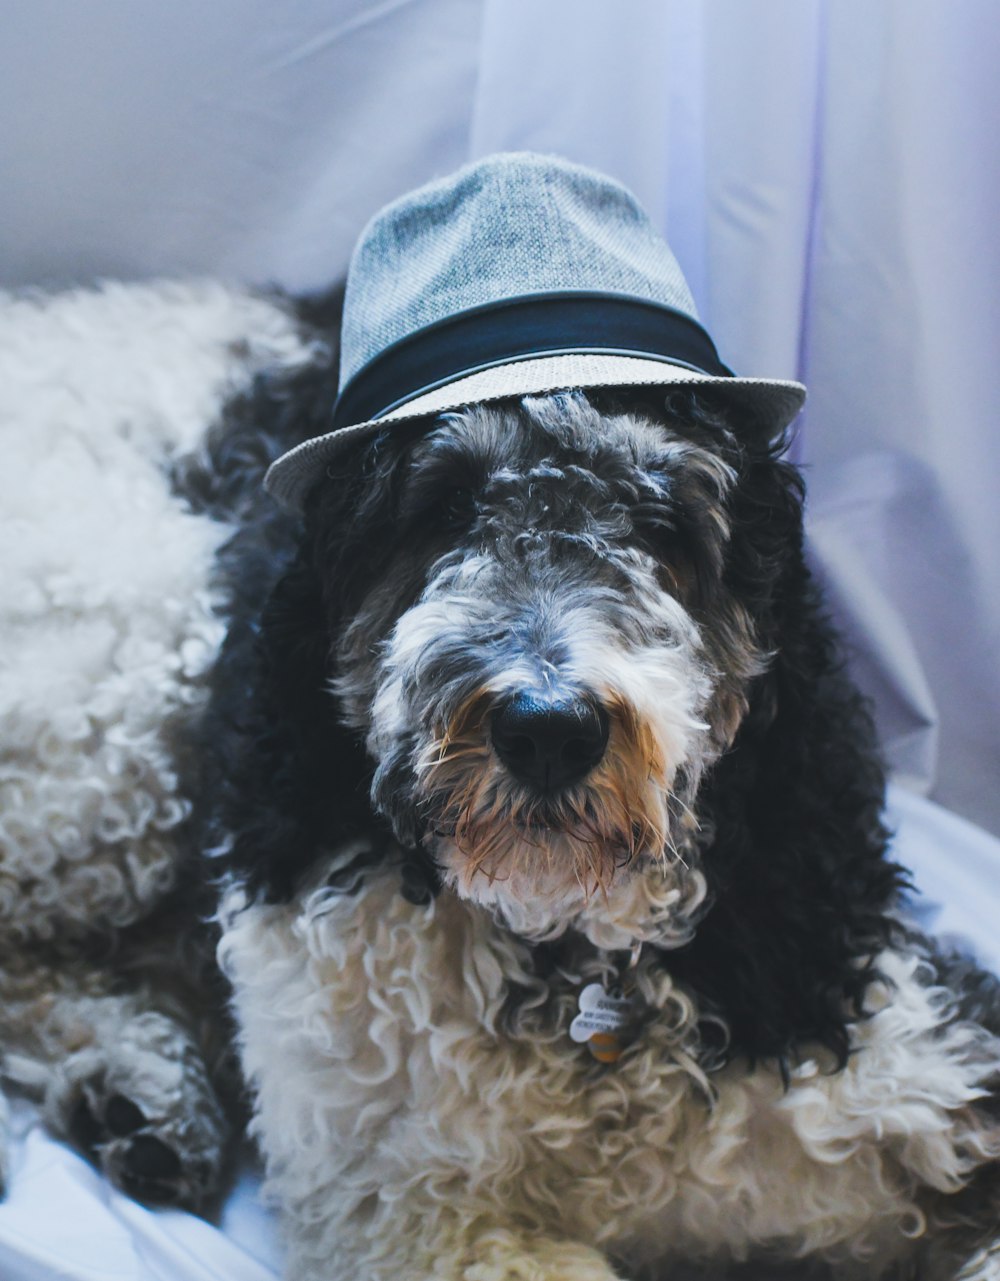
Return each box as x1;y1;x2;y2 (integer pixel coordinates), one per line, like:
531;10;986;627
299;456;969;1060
436;487;477;532
399;477;479;536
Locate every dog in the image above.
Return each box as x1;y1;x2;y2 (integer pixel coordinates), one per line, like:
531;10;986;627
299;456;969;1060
0;277;313;1206
204;155;1000;1279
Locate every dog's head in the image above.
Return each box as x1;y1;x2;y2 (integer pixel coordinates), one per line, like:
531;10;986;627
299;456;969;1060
216;380;901;1056
279;389;796;938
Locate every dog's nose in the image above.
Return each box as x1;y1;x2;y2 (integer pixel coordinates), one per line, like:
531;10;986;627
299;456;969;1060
491;692;610;791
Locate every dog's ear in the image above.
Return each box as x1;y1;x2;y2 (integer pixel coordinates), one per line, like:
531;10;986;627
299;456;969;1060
207;539;383;903
205;422;442;906
668;441;906;1066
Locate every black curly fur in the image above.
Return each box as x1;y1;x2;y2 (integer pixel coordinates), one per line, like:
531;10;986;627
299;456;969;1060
179;291;441;906
652;399;909;1064
185;298;914;1066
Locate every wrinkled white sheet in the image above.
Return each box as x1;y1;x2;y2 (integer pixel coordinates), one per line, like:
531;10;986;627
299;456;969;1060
889;786;1000;977
0;787;996;1281
0;1108;282;1281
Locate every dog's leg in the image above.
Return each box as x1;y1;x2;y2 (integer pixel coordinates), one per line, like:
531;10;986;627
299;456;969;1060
49;1001;229;1209
0;957;230;1208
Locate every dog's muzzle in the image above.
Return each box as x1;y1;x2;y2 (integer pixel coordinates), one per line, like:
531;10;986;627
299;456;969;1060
490;691;610;793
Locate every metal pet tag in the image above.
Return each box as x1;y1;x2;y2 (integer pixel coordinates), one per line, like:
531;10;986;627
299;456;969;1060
570;982;636;1064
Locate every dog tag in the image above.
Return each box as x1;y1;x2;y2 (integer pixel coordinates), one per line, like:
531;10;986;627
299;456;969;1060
570;982;636;1063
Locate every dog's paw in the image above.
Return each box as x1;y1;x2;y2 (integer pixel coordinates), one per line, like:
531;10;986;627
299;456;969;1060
463;1231;625;1281
50;1012;229;1209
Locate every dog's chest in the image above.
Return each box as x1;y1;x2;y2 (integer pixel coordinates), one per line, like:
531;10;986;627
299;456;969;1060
222;872;990;1271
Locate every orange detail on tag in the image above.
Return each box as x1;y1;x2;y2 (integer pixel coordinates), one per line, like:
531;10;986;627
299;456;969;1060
586;1031;623;1063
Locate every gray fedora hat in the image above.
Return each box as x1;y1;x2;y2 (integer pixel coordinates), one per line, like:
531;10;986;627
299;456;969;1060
266;152;806;510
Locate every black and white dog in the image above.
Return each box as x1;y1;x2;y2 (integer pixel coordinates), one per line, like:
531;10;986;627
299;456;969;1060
202;358;1000;1279
198;153;1000;1281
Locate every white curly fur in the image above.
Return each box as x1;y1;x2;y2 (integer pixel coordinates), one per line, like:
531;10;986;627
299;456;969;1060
220;860;1000;1281
0;280;312;1195
0;280;308;937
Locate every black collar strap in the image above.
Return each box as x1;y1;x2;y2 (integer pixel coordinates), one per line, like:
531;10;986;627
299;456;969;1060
332;291;734;432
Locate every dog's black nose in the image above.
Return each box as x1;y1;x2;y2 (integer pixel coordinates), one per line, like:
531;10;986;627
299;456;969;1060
491;692;610;792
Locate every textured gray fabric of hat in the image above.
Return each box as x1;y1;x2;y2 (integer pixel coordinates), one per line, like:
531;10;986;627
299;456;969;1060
266;152;806;510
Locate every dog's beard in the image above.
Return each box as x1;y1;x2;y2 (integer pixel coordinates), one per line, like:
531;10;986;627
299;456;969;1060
413;683;705;938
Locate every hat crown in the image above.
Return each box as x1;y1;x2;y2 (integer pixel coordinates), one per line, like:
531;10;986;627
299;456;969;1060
340;152;698;392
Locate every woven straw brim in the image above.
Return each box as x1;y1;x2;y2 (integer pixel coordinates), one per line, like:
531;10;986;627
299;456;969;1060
265;352;807;511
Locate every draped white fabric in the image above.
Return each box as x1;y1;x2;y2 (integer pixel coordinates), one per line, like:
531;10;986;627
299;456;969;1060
2;1;998;1276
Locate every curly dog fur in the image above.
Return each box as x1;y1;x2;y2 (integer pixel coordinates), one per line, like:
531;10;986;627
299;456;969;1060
200;306;1000;1281
0;279;313;1206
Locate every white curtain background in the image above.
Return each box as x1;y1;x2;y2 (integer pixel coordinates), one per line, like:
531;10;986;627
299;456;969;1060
2;2;999;1277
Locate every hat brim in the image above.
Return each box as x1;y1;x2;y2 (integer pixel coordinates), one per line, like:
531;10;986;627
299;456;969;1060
264;353;807;511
